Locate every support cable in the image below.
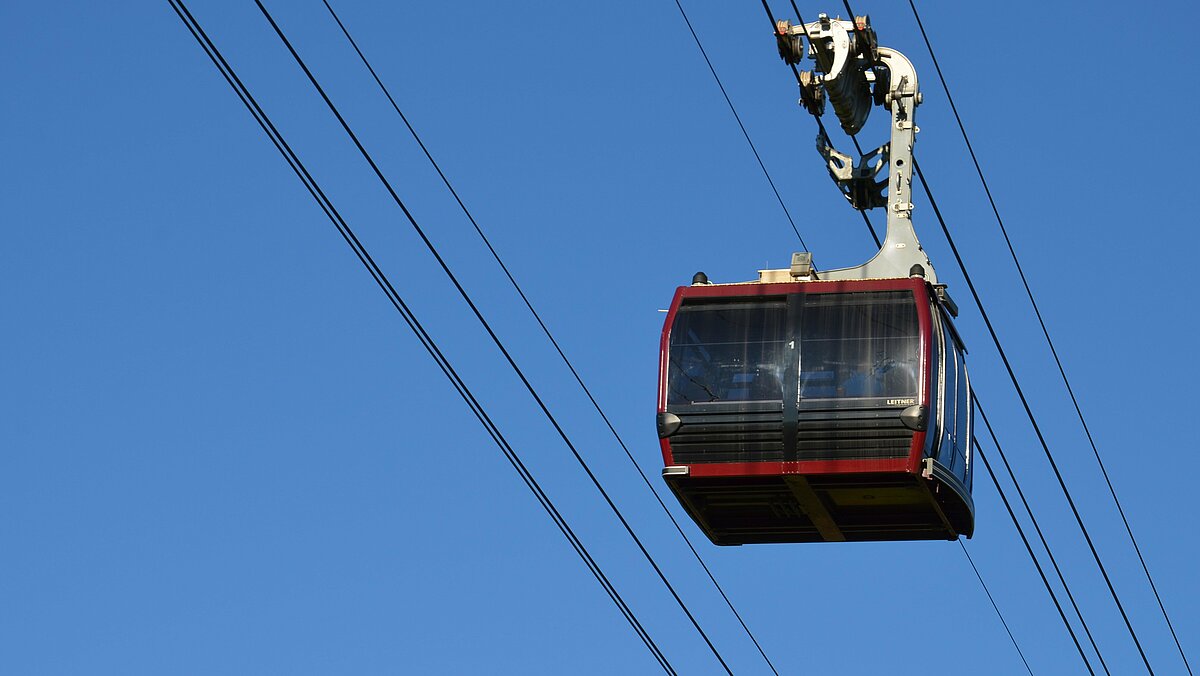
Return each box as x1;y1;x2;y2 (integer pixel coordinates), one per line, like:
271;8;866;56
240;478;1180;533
252;1;735;671
974;435;1095;675
906;2;1192;672
789;0;884;250
675;7;1044;672
828;1;1149;670
915;159;1156;674
959;539;1036;676
975;393;1112;674
673;0;810;251
319;1;779;672
761;4;1096;668
166;1;673;670
766;0;883;249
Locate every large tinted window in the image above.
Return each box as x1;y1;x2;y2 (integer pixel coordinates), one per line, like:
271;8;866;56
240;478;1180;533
955;336;972;486
667;302;787;405
940;318;959;470
800;291;919;400
927;309;944;458
936;315;971;486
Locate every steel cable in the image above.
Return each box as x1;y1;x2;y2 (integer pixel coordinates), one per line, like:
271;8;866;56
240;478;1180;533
819;1;1160;670
974;434;1095;675
959;539;1036;676
905;2;1191;672
673;0;810;252
166;1;674;670
319;1;780;672
915;159;1156;673
760;2;1042;668
976;393;1112;674
251;1;736;671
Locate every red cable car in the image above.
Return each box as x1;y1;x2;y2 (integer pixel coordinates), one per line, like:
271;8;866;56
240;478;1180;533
657;268;973;544
657;16;973;544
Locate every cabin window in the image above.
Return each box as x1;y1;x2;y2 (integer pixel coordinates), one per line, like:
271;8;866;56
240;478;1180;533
955;341;972;486
667;302;788;405
799;291;920;400
938;316;971;485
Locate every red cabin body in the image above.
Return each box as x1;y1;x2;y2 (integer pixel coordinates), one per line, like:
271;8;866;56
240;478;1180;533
657;276;973;544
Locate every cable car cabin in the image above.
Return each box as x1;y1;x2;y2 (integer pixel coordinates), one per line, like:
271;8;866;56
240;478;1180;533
659;15;975;544
657;274;973;545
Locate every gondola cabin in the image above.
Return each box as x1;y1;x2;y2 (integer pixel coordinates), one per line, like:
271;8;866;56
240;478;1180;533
659;14;975;544
657;266;973;544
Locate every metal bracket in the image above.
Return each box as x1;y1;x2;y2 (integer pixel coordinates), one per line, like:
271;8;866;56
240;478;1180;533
776;14;878;135
797;70;825;116
808;16;872;135
784;476;846;542
817;129;888;210
769;16;942;286
934;285;959;317
775;19;805;64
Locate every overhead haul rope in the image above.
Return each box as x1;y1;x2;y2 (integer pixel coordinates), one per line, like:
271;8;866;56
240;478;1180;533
905;2;1192;673
250;1;736;672
760;2;1150;672
165;1;674;671
957;539;1036;676
975;392;1110;675
973;431;1095;675
814;1;1160;671
759;0;883;249
317;1;780;673
671;0;811;252
755;0;1045;669
915;160;1156;674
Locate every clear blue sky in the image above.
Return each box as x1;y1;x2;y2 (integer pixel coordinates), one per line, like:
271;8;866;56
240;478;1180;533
3;1;1196;673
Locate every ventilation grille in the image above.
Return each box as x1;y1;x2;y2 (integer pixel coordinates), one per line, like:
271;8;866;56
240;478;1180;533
668;405;913;463
669;409;783;464
795;405;913;460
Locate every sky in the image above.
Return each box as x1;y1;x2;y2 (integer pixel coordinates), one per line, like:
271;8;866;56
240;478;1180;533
2;1;1197;674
